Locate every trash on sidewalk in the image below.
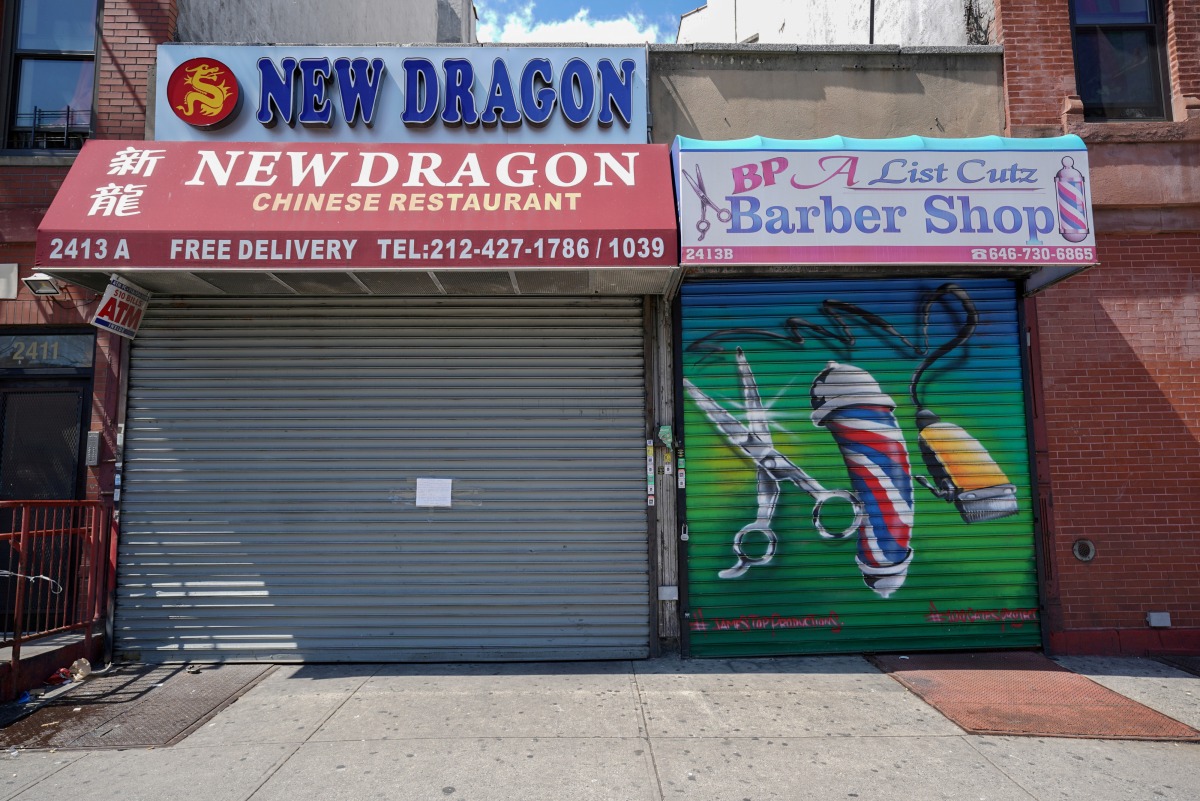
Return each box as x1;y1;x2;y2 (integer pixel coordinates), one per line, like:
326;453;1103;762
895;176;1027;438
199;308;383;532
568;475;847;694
43;668;72;687
70;659;92;682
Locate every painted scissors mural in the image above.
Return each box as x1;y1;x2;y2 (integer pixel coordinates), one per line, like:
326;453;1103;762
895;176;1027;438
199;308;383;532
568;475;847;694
684;349;865;579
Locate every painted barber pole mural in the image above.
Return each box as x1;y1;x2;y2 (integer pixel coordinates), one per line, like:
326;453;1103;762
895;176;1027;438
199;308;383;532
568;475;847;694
809;362;915;599
680;278;1039;656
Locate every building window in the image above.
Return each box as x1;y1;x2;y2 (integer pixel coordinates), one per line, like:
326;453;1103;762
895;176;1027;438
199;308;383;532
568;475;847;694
1069;0;1170;121
3;0;97;150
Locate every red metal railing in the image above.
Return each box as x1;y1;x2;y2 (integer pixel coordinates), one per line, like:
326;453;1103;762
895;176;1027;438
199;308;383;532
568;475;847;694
0;501;110;696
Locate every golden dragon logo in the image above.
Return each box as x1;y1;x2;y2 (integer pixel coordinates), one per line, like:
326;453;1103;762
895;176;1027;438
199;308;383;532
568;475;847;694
175;63;233;118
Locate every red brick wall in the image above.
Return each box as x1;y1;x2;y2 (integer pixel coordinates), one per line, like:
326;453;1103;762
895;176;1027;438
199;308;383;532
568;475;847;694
94;0;179;139
996;2;1200;655
0;165;69;242
994;0;1077;133
0;166;67;211
1168;0;1200;101
996;0;1200;131
1034;232;1200;654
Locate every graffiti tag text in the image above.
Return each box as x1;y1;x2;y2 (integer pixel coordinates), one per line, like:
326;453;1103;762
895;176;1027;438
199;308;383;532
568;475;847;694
690;609;843;634
925;602;1038;632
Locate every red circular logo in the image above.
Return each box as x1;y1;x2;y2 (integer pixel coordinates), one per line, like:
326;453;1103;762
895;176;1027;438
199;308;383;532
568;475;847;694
166;58;240;128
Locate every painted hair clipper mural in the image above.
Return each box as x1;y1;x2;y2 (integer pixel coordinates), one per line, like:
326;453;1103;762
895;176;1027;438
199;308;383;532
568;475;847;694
681;278;1039;656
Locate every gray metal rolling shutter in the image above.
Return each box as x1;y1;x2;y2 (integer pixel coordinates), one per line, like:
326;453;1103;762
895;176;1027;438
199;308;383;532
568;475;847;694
117;297;650;662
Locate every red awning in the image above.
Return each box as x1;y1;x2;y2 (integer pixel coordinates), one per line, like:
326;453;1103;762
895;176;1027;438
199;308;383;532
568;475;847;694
36;140;678;293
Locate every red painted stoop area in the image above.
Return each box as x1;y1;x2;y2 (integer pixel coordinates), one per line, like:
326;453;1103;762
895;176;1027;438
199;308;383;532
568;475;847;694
870;652;1200;741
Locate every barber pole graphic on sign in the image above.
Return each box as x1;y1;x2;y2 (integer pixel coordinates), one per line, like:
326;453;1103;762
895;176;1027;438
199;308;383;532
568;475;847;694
91;275;151;339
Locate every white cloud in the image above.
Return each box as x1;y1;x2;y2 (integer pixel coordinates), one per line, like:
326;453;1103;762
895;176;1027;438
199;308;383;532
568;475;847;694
477;3;666;44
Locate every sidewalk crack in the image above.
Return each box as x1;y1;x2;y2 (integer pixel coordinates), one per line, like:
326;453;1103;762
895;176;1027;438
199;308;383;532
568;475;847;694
239;664;384;801
962;735;1041;801
631;661;666;801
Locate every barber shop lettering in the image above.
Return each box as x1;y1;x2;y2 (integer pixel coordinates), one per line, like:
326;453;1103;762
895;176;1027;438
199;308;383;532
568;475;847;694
255;55;637;129
728;155;1053;242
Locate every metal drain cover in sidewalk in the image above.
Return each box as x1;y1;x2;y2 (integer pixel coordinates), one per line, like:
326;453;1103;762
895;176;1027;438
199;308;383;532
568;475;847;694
0;663;272;750
871;651;1200;741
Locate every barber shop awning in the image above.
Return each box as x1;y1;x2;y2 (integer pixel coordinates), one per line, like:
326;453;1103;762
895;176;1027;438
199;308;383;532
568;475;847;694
36;141;679;296
673;135;1098;295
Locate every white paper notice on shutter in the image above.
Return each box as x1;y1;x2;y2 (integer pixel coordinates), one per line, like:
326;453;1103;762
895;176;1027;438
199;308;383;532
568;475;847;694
415;478;453;508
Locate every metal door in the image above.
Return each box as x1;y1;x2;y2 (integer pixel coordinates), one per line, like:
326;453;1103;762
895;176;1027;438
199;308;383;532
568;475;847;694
680;278;1040;655
116;297;650;662
0;384;90;631
0;388;86;503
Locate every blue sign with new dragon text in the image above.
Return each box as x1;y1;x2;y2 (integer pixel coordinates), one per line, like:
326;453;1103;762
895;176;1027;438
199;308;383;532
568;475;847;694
156;45;648;144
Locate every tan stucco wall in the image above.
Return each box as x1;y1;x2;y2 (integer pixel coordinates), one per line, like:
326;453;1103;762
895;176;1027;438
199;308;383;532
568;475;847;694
648;45;1005;143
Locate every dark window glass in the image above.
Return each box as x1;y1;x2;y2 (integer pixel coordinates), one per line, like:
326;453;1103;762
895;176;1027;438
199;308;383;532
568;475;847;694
14;60;93;123
1073;0;1151;25
16;0;98;52
1070;0;1168;120
0;391;83;501
1074;28;1162;117
5;0;97;148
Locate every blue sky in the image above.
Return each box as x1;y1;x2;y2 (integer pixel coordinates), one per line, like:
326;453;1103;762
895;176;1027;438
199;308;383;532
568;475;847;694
476;1;703;44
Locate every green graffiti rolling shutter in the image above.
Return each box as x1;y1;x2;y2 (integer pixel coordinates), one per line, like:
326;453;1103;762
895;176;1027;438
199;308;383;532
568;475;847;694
680;278;1040;656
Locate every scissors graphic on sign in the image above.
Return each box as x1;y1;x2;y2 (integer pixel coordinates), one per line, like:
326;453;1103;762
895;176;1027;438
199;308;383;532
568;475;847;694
684;348;865;579
681;165;731;242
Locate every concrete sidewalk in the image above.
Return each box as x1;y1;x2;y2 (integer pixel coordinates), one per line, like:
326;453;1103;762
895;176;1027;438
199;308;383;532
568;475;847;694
2;655;1198;801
